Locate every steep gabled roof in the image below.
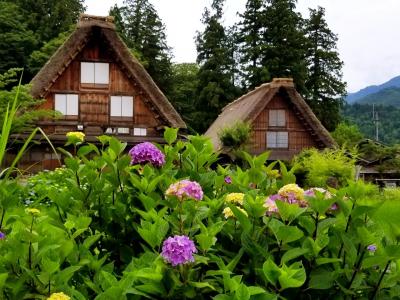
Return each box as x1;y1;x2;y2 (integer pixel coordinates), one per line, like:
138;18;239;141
30;14;186;128
205;78;336;150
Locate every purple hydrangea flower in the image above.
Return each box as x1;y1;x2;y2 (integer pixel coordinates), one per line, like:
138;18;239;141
129;142;165;167
0;232;5;240
367;244;377;252
166;180;203;201
224;176;232;184
161;235;197;266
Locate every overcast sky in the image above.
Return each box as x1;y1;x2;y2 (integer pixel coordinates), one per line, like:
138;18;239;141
85;0;400;93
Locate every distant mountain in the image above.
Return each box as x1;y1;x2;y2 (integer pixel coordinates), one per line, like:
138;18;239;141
356;87;400;107
346;75;400;103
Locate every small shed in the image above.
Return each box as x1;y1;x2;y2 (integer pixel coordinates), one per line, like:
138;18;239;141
16;14;185;171
205;78;335;160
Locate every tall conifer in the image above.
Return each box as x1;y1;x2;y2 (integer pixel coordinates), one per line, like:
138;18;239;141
305;7;346;131
194;0;239;133
110;0;173;96
262;0;308;94
237;0;270;90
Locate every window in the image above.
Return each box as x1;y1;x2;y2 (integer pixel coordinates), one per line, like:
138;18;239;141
269;109;286;127
110;96;133;117
267;131;288;148
117;127;130;134
134;128;147;136
81;62;109;84
54;94;78;116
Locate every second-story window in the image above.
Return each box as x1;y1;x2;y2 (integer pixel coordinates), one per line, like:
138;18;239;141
81;62;109;84
54;94;78;116
269;109;286;127
110;96;133;117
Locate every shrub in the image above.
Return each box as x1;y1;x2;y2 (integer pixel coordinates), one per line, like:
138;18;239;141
292;147;356;188
218;121;252;151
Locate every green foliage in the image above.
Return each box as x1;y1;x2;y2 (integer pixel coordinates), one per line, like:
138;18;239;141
331;122;364;148
292;148;356;187
0;3;37;75
0;0;84;80
218;121;252;151
28;30;71;75
1;129;400;299
169;63;200;131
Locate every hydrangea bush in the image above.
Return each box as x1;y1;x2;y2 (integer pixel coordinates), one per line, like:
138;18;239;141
0;128;399;299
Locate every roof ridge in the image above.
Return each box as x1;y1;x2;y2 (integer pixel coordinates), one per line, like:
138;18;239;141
223;82;271;111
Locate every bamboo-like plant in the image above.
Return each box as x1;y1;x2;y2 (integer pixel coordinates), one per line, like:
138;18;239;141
0;78;59;178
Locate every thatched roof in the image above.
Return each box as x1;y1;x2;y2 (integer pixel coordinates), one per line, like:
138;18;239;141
205;78;336;150
30;14;186;128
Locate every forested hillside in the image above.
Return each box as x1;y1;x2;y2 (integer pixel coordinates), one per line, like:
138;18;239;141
342;103;400;144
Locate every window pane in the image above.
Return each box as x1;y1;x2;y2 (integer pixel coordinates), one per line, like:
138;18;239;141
54;94;67;115
81;62;94;83
121;96;133;117
269;110;277;126
269;110;286;126
134;128;147;136
117;127;130;134
66;94;79;115
266;131;277;148
110;96;122;116
277;110;286;126
277;132;288;148
95;63;109;84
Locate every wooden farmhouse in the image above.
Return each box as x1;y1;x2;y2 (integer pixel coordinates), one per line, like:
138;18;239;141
205;78;336;160
18;15;185;171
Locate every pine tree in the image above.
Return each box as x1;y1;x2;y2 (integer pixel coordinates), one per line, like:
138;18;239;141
110;0;173;96
305;7;346;131
237;0;270;89
8;0;84;43
194;0;239;133
262;0;308;94
0;3;37;75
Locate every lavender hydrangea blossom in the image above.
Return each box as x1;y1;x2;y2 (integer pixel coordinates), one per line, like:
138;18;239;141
166;180;203;201
129;142;165;167
161;235;197;266
0;232;5;240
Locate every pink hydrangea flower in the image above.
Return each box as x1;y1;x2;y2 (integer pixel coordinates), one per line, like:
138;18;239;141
161;235;197;266
264;195;279;215
166;180;203;201
304;187;337;211
129;142;165;167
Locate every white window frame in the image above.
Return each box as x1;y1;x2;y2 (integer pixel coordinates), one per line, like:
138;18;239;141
269;109;286;127
81;62;109;84
117;127;130;134
54;94;79;116
110;96;134;117
266;131;288;148
134;128;147;136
